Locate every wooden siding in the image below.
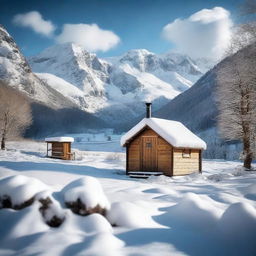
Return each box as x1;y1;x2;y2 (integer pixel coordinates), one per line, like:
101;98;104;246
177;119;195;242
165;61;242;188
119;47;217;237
51;142;72;160
157;137;172;176
63;142;71;160
128;137;141;171
52;142;64;159
173;148;200;175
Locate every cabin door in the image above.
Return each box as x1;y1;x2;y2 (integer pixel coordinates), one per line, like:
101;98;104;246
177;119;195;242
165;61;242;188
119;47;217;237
142;137;157;171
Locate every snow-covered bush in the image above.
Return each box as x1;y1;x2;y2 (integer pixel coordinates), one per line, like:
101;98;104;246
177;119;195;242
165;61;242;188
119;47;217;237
0;175;48;210
63;177;110;216
37;191;66;227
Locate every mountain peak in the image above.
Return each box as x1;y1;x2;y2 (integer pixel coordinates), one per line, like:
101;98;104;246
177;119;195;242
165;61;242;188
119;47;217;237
32;42;90;60
126;48;153;56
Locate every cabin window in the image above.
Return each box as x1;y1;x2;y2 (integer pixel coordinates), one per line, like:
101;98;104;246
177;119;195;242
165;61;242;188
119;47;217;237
182;149;191;158
146;142;152;148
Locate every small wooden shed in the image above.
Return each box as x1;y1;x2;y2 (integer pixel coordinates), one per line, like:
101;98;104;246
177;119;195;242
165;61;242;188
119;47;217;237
121;105;207;177
45;137;75;160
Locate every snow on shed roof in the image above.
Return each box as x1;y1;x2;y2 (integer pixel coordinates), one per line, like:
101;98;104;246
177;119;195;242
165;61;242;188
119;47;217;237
121;118;207;150
45;137;74;143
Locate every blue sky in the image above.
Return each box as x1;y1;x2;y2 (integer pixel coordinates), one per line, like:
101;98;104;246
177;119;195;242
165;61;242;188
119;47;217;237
0;0;243;58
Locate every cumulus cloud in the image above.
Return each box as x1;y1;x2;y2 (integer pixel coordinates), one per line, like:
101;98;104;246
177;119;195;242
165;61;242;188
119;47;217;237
56;24;120;52
13;11;55;37
162;7;233;60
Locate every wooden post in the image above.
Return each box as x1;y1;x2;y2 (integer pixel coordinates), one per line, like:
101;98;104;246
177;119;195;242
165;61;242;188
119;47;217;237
126;145;129;175
199;150;202;173
171;147;174;176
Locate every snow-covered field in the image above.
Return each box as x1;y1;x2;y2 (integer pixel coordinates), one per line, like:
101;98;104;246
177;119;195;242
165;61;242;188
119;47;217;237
0;139;256;256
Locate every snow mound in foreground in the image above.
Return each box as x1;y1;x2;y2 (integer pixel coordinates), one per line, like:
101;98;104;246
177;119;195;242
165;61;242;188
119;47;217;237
63;176;110;216
219;202;256;235
0;202;49;240
107;201;160;228
166;193;222;230
218;202;256;252
79;232;125;256
56;211;113;235
0;175;48;209
77;213;113;234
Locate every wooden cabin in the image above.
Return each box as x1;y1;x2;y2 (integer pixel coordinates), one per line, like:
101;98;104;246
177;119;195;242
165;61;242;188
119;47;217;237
45;137;75;160
121;104;207;178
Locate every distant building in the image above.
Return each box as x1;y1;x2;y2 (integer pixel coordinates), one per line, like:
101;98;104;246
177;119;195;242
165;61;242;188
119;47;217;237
121;103;207;177
45;137;75;160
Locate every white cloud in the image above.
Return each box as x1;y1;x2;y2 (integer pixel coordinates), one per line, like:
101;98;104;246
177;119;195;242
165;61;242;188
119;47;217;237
162;7;233;60
13;11;55;37
56;23;120;52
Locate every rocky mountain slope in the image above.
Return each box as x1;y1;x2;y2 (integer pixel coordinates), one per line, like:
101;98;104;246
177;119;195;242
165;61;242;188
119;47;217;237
0;25;77;109
28;43;211;125
0;25;106;136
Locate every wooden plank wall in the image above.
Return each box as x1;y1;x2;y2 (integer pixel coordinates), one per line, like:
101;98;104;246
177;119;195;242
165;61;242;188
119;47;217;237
63;142;71;160
52;142;64;159
157;137;172;176
128;137;141;171
51;142;71;160
173;148;200;175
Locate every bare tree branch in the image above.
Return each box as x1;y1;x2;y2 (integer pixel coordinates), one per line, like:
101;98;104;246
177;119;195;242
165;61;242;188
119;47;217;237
0;81;32;149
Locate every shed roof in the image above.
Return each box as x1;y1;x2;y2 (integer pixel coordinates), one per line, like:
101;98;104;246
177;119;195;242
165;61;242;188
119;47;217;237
120;118;207;150
45;137;74;143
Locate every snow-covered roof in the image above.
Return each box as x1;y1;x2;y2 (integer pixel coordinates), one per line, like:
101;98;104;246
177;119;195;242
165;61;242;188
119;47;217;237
45;137;74;143
121;118;207;150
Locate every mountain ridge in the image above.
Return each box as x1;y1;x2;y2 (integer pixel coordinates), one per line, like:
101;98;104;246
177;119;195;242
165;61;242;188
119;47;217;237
28;42;213;125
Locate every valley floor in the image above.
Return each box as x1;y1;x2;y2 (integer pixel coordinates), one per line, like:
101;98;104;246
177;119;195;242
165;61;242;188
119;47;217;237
0;139;256;256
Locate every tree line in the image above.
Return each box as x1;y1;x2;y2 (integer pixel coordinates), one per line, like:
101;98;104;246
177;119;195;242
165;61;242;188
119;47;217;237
0;81;32;149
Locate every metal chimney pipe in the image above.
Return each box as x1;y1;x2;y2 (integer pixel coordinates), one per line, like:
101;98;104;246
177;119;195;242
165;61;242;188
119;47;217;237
145;102;152;118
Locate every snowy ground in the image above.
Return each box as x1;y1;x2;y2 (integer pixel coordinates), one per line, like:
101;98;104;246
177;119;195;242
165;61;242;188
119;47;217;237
0;139;256;256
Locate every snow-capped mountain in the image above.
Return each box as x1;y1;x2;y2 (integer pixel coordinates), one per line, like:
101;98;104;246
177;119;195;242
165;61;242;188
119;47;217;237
29;43;109;96
29;43;211;124
0;25;75;109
